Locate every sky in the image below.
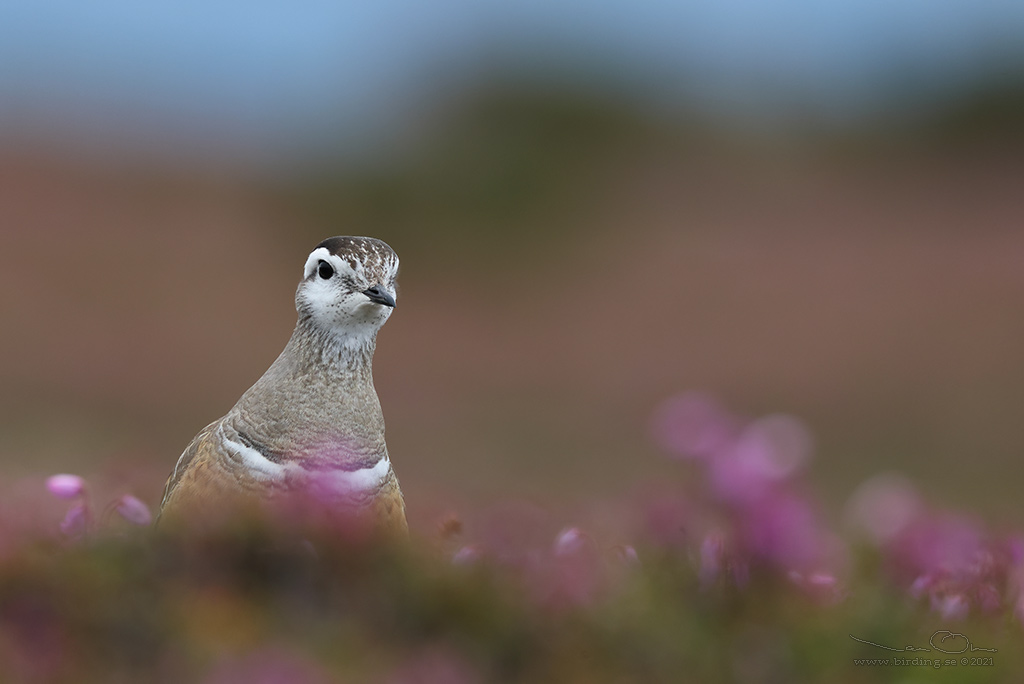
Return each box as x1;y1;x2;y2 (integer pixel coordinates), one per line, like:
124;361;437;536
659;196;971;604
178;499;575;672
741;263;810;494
1;1;1022;162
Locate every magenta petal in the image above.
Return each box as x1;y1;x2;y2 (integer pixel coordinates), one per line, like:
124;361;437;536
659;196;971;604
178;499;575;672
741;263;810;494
898;514;984;579
709;450;772;506
743;494;824;570
46;474;85;500
553;527;588;557
115;495;153;526
59;502;90;538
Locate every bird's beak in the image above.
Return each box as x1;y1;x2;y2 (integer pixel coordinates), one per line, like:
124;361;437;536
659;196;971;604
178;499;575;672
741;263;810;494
362;285;396;308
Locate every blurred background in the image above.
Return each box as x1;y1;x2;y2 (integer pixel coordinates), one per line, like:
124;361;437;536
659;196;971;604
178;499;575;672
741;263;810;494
1;0;1023;531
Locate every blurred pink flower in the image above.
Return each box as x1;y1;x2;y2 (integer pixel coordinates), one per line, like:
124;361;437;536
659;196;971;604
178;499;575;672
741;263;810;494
553;527;588;557
788;570;845;604
932;593;969;621
895;514;984;580
708;449;774;506
1007;535;1024;566
611;544;639;566
806;572;838;588
451;545;479;566
909;574;934;599
734;415;812;482
604;544;642;589
845;474;922;544
887;512;1015;617
59;502;90;538
707;418;810;506
114;495;152;526
540;527;604;608
45;474;85;500
742;493;826;571
650;392;736;461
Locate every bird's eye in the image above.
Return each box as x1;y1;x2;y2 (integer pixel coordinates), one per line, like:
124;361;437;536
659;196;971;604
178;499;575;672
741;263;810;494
317;260;334;279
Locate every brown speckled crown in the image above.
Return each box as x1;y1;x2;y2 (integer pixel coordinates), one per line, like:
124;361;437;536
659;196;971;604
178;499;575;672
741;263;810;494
315;236;398;283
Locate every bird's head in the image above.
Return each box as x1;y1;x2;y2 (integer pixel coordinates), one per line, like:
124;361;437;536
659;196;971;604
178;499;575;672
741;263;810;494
296;236;399;347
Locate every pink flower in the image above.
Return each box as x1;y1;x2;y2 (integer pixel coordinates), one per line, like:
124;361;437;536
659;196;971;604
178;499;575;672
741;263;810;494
451;546;479;566
708;449;773;506
1008;535;1024;566
553;527;588;557
707;416;811;506
59;502;90;538
932;593;969;621
807;572;838;588
45;474;85;500
543;527;603;607
611;545;639;566
845;474;922;545
896;514;984;580
114;495;152;526
742;493;826;571
909;574;934;599
650;392;736;461
789;571;845;604
734;415;811;482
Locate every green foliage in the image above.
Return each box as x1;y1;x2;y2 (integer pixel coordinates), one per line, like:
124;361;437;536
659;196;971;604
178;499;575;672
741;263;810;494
0;526;1021;683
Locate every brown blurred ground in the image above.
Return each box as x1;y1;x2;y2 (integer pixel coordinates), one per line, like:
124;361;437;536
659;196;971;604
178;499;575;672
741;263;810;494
2;93;1024;529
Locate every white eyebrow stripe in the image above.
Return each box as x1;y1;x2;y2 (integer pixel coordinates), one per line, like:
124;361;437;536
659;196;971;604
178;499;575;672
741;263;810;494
302;248;357;280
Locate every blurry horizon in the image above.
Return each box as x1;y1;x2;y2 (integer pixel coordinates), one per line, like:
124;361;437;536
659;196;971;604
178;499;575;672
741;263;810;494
3;1;1024;168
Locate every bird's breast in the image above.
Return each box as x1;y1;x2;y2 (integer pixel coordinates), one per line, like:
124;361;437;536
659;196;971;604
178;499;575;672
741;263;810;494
218;424;392;504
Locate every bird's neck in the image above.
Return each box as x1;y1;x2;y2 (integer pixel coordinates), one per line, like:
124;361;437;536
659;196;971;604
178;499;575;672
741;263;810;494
227;317;387;466
286;315;379;381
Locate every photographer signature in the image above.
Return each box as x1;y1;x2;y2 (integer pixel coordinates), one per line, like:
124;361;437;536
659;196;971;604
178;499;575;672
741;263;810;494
850;631;997;654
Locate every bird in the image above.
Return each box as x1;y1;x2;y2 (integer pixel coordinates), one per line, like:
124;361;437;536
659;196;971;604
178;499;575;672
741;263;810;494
158;236;407;535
